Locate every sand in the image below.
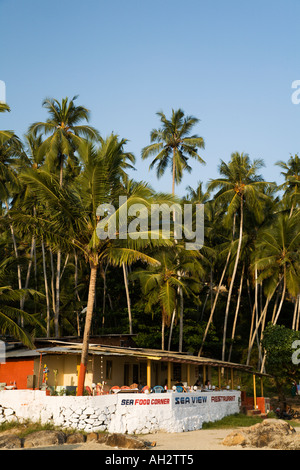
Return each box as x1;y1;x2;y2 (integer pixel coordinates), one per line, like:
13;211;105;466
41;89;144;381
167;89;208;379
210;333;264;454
26;428;279;451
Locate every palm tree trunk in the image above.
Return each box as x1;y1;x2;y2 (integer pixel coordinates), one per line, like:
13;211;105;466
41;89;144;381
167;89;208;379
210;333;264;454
222;197;244;361
227;263;245;362
122;262;133;335
296;295;300;331
41;240;51;337
273;265;286;325
77;261;98;396
246;290;276;365
179;285;184;352
5;201;22;297
198;248;232;356
49;249;56;322
20;236;35;322
167;308;176;351
162;315;165;351
55;250;61;337
172;148;176;196
292;297;298;330
74;251;81;336
198;214;236;357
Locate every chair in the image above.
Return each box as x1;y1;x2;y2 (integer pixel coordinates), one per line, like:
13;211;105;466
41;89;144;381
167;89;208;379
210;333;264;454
130;383;139;389
110;386;120;393
141;385;150;393
85;386;92;396
153;385;164;393
121;386;131;390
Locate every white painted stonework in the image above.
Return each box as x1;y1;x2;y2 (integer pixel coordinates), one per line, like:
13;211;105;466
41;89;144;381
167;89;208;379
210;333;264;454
0;389;241;434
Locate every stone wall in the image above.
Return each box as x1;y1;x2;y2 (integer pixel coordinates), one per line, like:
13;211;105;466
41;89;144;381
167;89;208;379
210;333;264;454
0;389;241;434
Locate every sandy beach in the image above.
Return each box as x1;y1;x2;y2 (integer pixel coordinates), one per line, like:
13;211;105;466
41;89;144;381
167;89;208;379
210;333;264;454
26;427;279;451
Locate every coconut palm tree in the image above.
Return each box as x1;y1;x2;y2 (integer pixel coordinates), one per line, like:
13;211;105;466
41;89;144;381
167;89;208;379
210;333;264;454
276;154;300;217
132;247;203;350
247;212;300;369
142;109;205;195
28;96;100;185
15;134;174;394
28;97;100;334
207;152;271;361
254;212;300;325
0;102;14;141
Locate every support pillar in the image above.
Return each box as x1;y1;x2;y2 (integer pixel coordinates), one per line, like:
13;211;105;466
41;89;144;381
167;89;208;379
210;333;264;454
147;359;151;389
167;362;171;389
253;374;257;409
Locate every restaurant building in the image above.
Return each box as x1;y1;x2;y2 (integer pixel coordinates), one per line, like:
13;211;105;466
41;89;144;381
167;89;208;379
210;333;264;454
0;335;254;393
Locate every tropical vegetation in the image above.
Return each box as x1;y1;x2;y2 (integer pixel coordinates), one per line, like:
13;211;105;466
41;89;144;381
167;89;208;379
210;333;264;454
0;98;299;394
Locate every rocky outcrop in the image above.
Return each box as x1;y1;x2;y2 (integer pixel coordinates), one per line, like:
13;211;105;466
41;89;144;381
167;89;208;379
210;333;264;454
0;434;22;449
0;428;153;449
23;430;66;448
222;419;300;449
97;433;149;449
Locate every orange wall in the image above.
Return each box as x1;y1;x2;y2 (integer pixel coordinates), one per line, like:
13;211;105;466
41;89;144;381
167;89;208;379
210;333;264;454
0;359;35;389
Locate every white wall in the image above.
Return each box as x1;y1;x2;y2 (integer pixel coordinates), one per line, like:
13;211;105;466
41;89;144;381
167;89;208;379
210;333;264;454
0;389;241;434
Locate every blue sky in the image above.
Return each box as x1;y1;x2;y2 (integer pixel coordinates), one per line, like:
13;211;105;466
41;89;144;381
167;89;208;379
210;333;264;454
1;0;300;196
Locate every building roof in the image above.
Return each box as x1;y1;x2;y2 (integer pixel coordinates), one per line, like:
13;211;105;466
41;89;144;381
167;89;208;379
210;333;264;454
29;339;254;373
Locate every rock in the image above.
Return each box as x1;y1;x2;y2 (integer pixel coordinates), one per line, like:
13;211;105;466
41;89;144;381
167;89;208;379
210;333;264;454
86;432;98;442
0;435;22;449
23;430;66;448
222;431;247;447
66;433;86;444
222;419;299;449
103;433;146;449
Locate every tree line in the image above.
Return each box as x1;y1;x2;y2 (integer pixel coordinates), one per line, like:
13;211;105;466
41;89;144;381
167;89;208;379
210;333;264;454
0;98;299;390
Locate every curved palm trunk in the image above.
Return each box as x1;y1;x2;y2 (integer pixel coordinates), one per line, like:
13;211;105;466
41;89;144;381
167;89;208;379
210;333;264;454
122;262;133;335
273;265;287;325
296;295;300;331
77;261;98;396
227;263;245;362
198;215;236;357
161;314;165;351
172;148;176;196
54;251;61;337
246;289;277;365
179;286;184;352
292;295;299;330
167;308;176;351
198;249;231;356
41;240;51;337
222;198;244;361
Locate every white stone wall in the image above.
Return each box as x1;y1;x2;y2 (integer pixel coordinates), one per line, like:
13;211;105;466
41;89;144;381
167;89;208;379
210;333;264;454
0;390;241;434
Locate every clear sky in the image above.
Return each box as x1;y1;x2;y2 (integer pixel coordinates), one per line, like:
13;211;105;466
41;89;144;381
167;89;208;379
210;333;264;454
1;0;300;196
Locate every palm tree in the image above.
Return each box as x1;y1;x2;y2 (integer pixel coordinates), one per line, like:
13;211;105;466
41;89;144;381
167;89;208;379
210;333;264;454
28;97;100;335
142;109;205;195
29;96;100;185
0;255;45;348
16;134;173;394
254;213;300;325
207;152;271;361
132;247;203;350
0;102;14;141
247;212;300;369
276;154;300;217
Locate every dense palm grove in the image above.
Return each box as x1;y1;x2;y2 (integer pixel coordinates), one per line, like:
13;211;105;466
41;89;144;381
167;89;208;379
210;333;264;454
0;97;299;378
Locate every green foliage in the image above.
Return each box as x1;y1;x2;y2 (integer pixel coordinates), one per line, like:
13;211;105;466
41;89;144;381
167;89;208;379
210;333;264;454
262;324;300;381
0;98;299;386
